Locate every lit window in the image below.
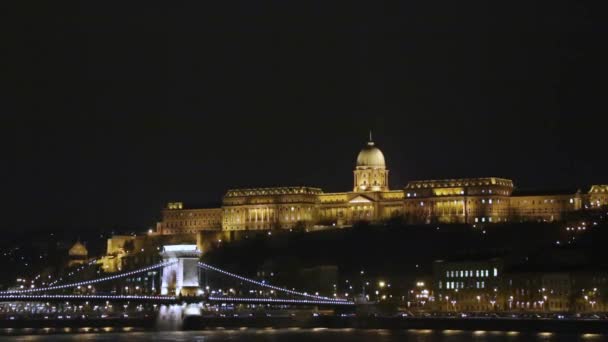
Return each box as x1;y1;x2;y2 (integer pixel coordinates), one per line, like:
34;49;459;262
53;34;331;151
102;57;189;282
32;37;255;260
465;270;469;277
569;198;574;204
407;193;411;197
481;217;486;222
493;268;498;277
482;199;486;204
489;217;492;222
420;201;424;206
481;281;485;288
438;281;442;289
476;270;479;277
485;270;489;277
475;217;479;223
460;271;464;277
489;199;493;204
446;271;450;278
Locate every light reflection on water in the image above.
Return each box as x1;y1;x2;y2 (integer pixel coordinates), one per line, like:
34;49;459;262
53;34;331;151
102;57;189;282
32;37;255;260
2;329;608;341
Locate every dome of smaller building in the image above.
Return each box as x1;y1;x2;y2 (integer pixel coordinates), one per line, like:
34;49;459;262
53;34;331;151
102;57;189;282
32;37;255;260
69;241;88;257
356;141;386;168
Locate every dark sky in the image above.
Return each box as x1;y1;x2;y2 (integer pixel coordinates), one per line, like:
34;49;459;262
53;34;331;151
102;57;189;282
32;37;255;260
1;1;606;232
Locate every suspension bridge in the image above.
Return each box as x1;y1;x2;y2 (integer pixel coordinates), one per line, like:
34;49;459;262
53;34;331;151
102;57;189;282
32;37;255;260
0;245;354;309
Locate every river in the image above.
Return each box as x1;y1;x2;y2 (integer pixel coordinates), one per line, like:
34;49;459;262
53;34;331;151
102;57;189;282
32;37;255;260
1;328;607;341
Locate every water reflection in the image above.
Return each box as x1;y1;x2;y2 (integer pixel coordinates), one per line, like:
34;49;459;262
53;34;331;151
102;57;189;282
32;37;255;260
2;329;608;341
156;304;183;330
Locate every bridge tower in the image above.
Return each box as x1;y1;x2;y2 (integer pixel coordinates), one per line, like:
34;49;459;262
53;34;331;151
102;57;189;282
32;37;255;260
160;245;202;296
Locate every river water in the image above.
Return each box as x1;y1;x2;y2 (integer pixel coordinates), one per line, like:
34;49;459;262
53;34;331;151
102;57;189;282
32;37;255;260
1;328;607;341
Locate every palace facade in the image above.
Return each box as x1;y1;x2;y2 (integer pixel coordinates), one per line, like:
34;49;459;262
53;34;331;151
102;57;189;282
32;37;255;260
156;138;608;235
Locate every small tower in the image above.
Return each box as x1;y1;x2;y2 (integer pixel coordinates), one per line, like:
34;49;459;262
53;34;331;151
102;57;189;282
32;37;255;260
353;133;389;192
68;240;88;267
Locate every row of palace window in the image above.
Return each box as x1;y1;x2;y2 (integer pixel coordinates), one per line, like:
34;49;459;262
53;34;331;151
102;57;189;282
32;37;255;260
446;268;498;278
165;220;219;228
407;189;511;197
413;199;507;207
360;172;384;178
516;198;574;205
227;214;313;223
167;212;221;218
475;217;505;223
441;281;486;289
405;197;577;205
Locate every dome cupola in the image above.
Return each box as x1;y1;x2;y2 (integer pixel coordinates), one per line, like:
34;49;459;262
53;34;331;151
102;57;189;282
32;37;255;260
68;240;88;267
69;241;88;257
356;140;386;169
353;132;389;192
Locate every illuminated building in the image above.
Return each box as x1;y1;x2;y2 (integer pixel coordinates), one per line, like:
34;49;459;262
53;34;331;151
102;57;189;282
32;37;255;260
433;258;608;313
433;259;503;312
68;241;89;267
156;137;608;235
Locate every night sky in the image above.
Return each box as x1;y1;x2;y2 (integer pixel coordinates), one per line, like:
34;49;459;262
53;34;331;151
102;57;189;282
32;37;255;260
1;1;606;232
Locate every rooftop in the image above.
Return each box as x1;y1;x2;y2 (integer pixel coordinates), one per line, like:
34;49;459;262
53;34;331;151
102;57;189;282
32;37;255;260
224;186;324;198
405;177;514;189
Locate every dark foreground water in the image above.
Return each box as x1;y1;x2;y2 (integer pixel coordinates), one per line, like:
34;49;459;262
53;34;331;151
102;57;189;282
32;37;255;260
1;329;608;341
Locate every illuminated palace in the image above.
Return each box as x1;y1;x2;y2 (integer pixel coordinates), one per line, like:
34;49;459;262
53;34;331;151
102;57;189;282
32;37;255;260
157;138;608;235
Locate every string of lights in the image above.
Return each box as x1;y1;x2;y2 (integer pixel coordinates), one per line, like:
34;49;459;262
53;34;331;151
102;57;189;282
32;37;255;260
0;294;175;301
208;296;354;305
48;258;99;286
0;261;176;295
198;262;346;302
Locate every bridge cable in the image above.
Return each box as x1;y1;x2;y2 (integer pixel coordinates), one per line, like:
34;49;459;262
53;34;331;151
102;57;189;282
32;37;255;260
0;261;176;294
0;294;176;301
198;262;346;302
207;296;354;305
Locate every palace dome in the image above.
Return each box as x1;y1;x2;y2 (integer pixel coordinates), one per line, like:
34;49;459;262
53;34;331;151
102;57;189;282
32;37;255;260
69;241;88;257
356;141;386;168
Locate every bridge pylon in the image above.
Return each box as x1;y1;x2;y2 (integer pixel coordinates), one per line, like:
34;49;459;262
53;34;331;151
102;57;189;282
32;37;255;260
159;245;202;297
